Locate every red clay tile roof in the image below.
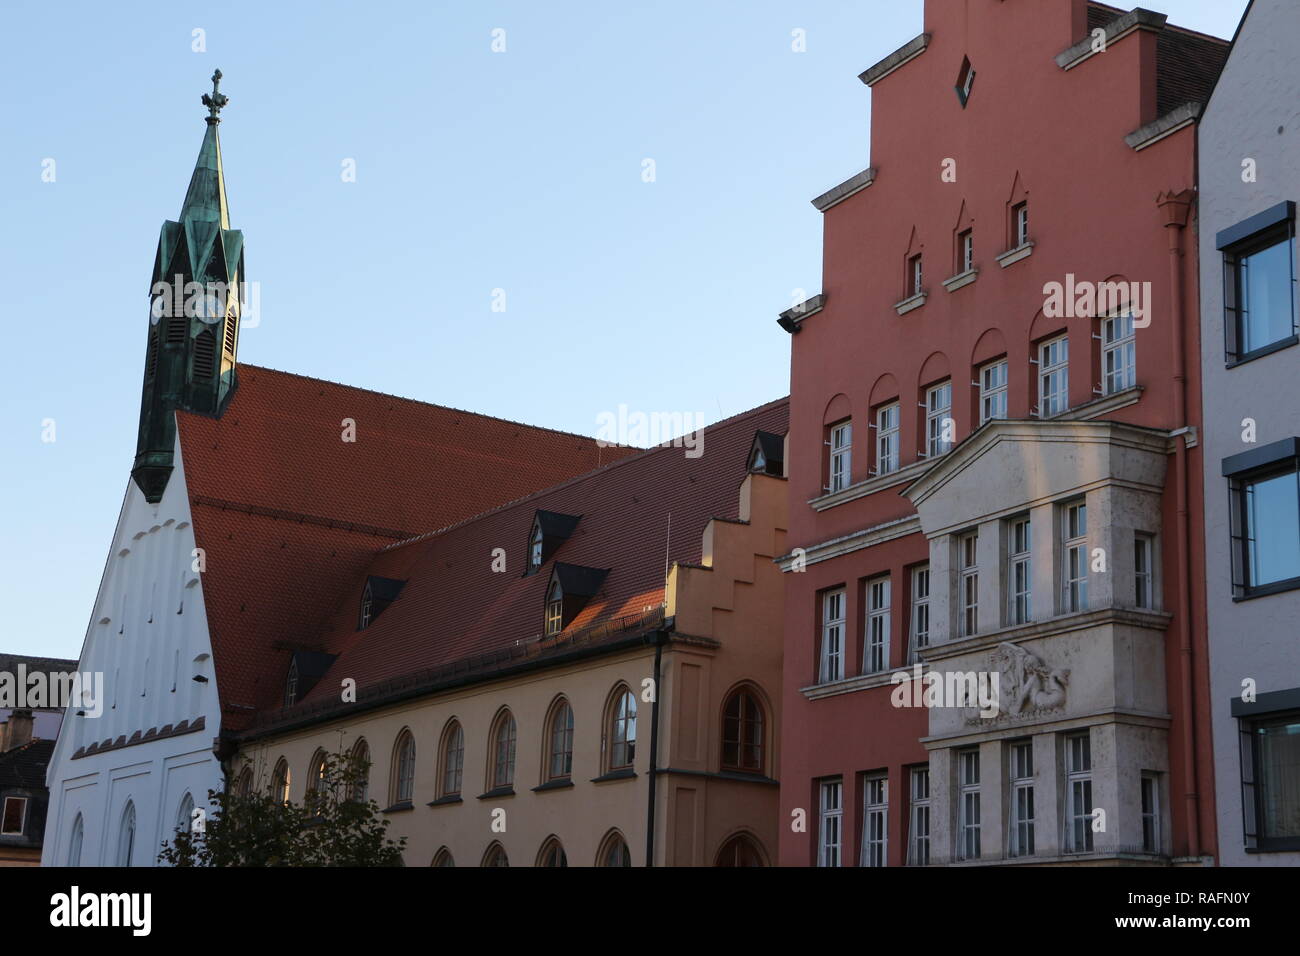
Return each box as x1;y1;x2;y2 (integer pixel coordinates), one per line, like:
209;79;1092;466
176;365;638;729
284;397;790;712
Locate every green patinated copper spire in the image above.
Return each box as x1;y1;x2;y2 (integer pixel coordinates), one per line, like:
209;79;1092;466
132;70;246;504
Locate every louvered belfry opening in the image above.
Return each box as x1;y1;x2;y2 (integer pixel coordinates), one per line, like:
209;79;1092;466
165;314;187;344
146;329;159;380
223;311;237;356
193;330;216;380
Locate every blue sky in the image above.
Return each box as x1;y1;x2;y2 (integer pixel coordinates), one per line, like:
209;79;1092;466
0;0;1248;659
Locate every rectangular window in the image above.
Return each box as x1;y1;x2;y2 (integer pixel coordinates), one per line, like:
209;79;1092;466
1230;460;1300;596
909;565;931;662
959;531;979;638
910;254;923;297
861;775;888;867
908;767;931;866
865;576;891;675
818;779;843;867
829;420;852;493
875;403;901;475
1008;517;1032;625
1038;336;1069;417
1009;741;1035;858
1062;501;1088;613
1223;216;1297;361
0;797;27;836
979;360;1008;423
1102;313;1136;394
1065;733;1094;853
820;589;846;683
1141;773;1160;853
1239;710;1300;850
959;229;974;273
957;749;981;861
1013;202;1029;248
1134;533;1155;609
926;381;953;458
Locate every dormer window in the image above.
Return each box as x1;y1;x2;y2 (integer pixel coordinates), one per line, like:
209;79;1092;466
545;579;564;636
544;563;609;636
284;659;299;707
357;576;406;631
749;430;785;477
525;511;582;575
283;650;337;708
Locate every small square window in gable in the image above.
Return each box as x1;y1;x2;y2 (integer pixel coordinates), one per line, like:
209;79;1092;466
955;57;975;108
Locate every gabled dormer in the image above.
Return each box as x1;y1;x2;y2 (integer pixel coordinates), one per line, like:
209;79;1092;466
284;650;337;707
358;576;406;630
526;510;582;575
544;563;608;636
748;430;785;477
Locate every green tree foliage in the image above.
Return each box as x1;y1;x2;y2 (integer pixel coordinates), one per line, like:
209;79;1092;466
159;748;406;867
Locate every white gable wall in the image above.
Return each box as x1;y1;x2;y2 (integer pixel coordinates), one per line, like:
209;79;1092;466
42;427;224;866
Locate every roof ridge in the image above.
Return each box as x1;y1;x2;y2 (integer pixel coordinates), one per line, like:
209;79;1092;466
379;395;790;554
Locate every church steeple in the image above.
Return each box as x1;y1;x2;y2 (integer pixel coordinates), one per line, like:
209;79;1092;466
132;70;245;503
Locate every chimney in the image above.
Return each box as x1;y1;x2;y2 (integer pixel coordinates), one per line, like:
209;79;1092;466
2;709;34;751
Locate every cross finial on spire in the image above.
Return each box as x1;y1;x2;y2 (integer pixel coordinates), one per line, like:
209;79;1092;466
201;69;228;124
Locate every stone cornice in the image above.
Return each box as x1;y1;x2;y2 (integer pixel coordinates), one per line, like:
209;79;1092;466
811;167;876;212
776;513;921;571
1056;8;1168;71
808;456;931;512
859;33;930;86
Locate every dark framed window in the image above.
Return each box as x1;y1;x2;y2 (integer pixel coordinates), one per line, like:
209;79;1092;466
547;699;574;780
607;688;637;771
1225;440;1300;599
1;797;27;835
721;687;765;773
1220;202;1298;364
1237;705;1300;852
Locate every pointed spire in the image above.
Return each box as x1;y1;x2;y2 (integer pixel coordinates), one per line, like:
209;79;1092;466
179;70;230;228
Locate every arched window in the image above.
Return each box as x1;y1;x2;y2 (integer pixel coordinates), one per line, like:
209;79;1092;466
271;758;290;804
68;814;84;867
715;833;766;867
721;686;766;774
537;836;568;867
284;659;299;707
308;749;329;796
176;792;195;835
439;721;464;797
546;699;574;780
431;847;455;867
350;739;370;803
530;520;544;571
235;767;253;797
490;711;517;790
597;830;632;867
607;686;637;771
545;578;564;635
117;801;137;867
391;730;416;805
482;842;509;867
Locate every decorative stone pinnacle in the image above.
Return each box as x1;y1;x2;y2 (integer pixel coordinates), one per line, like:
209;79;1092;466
201;69;228;124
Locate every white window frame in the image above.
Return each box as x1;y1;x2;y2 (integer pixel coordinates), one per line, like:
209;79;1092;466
1134;533;1155;610
861;774;889;867
1009;741;1035;858
908;767;930;866
876;403;900;475
1014;202;1029;247
828;421;852;492
957;750;981;861
530;521;544;570
925;381;953;458
959;230;974;274
910;254;923;296
979;360;1008;423
820;589;846;683
545;578;564;635
1062;501;1088;613
1140;772;1160;853
1101;312;1136;394
1065;733;1094;853
818;779;843;867
1037;335;1069;418
1;796;27;836
958;531;979;638
1007;517;1032;626
909;565;930;662
865;576;891;675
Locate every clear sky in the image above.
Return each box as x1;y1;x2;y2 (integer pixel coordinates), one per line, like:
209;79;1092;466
0;0;1248;660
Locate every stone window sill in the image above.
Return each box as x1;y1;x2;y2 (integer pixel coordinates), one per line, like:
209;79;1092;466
996;242;1034;268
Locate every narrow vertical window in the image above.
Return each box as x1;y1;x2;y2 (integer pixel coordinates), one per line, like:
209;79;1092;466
828;420;852;492
909;565;930;662
1065;733;1094;853
548;700;574;780
529;520;544;571
609;689;637;770
392;731;416;804
876;403;901;475
820;589;846;683
67;814;84;867
864;576;891;675
545;578;564;636
492;712;517;788
117;801;137;867
1102;312;1136;394
1007;517;1032;625
722;688;765;773
959;229;974;273
861;775;888;867
959;531;979;638
441;722;464;796
1134;533;1155;609
909;254;923;297
1038;336;1069;417
818;779;843;867
1013;202;1029;248
1008;741;1035;858
1141;773;1160;853
957;750;981;861
908;767;930;866
1063;501;1088;613
925;382;953;458
979;360;1008;423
